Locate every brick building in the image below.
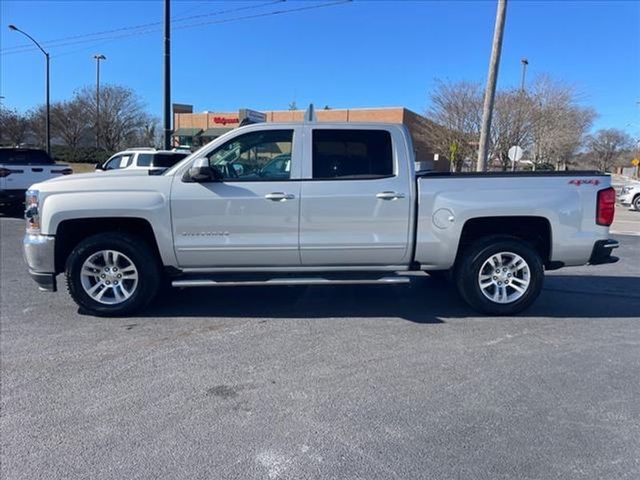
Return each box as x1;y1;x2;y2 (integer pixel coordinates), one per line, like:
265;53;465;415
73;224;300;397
172;107;449;171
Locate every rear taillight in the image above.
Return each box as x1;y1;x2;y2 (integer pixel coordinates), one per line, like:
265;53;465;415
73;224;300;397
596;187;615;226
51;168;73;175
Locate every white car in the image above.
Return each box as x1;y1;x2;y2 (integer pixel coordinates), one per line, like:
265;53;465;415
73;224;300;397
0;148;71;210
97;148;189;173
618;183;640;211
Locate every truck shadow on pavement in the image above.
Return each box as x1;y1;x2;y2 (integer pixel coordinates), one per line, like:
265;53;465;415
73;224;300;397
139;274;640;323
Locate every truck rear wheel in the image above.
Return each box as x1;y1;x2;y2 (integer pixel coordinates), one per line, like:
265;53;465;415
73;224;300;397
454;236;544;315
65;232;161;316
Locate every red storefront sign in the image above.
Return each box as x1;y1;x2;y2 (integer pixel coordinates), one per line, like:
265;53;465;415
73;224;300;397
212;116;239;125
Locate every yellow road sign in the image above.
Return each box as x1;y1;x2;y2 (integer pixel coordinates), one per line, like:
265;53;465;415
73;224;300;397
632;158;640;166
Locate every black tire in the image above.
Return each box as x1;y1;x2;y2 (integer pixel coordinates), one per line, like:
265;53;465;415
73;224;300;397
633;195;640;211
65;232;161;316
454;236;544;315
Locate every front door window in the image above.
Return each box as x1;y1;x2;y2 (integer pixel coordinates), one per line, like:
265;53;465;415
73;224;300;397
206;130;293;181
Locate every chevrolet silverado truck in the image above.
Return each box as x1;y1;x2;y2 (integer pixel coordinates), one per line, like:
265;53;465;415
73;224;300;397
23;121;619;316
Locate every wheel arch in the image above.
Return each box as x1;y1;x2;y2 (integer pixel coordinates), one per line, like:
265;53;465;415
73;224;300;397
455;216;552;267
54;217;162;274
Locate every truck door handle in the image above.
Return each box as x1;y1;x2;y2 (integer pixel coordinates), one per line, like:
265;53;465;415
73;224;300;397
265;192;295;201
376;191;405;200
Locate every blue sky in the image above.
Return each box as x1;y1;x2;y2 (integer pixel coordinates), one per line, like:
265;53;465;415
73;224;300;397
1;0;639;136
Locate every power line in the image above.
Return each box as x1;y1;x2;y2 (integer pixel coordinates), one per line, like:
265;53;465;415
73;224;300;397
177;0;228;18
174;0;351;31
3;1;351;58
1;0;285;55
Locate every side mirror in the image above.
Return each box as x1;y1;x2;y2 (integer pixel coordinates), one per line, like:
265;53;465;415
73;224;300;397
95;163;104;171
183;165;224;183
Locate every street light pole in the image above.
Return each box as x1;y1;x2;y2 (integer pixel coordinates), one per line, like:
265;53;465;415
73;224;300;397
476;0;508;172
93;54;106;148
163;0;172;150
8;24;51;155
520;58;529;92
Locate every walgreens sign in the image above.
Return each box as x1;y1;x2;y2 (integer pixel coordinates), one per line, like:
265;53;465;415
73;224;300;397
212;116;239;125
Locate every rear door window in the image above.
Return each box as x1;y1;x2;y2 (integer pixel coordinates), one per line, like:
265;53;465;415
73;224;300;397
311;129;393;179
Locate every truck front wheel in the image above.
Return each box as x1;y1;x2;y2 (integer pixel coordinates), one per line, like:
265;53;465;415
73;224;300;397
454;237;544;315
65;232;161;316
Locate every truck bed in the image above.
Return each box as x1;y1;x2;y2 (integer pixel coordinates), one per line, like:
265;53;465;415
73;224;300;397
414;170;611;269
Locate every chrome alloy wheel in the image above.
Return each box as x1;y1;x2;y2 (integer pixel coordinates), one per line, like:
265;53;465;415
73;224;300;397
478;251;530;304
80;250;139;305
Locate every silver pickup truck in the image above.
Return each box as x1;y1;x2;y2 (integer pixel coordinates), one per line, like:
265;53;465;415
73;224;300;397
23;122;619;316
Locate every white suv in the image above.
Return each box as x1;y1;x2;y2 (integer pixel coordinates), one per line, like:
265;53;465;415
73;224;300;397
97;148;189;173
618;183;640;211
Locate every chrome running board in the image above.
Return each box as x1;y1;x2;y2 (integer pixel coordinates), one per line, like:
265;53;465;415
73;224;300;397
172;275;410;288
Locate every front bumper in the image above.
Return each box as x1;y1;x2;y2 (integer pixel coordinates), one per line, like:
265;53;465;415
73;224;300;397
589;239;619;265
23;234;57;292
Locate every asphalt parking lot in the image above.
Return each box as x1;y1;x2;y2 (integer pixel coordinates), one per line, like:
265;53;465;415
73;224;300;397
1;212;639;480
611;202;640;236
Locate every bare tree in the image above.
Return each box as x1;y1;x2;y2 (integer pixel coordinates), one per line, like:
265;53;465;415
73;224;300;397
50;99;91;151
425;75;597;172
550;104;595;170
490;89;535;170
126;115;161;148
26;106;48;148
425;80;483;172
77;84;148;151
0;108;30;146
528;76;595;170
585;128;634;172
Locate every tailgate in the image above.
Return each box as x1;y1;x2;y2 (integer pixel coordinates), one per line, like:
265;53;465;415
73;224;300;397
1;163;71;191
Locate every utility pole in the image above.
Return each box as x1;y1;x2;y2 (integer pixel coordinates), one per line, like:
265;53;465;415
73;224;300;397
476;0;508;172
520;58;529;92
163;0;171;150
9;25;50;155
93;54;106;148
